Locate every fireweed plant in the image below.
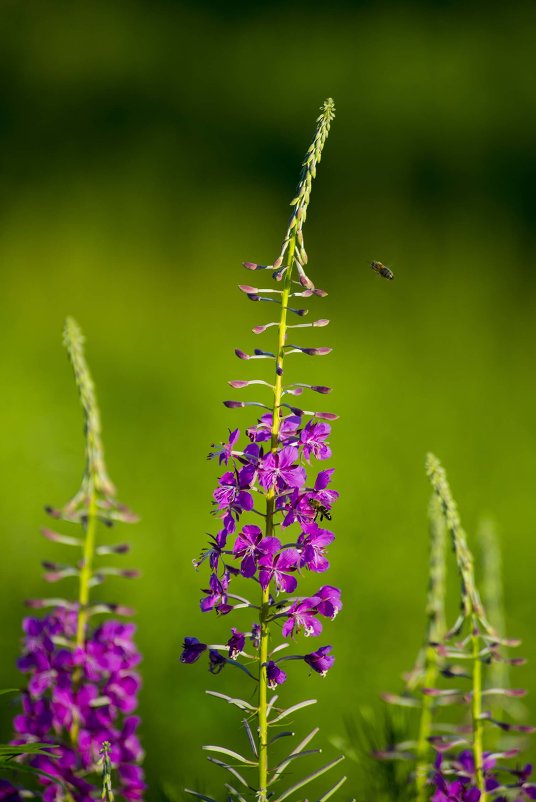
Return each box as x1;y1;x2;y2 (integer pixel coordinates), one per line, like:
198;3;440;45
180;99;347;802
380;454;535;802
10;318;145;801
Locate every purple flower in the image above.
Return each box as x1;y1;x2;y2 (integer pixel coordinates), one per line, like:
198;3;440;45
0;781;23;801
258;447;306;493
282;586;342;638
282;599;323;639
180;637;207;664
200;571;231;614
315;585;342;619
208;428;241;465
432;772;481;802
194;528;228;571
297;522;334;572
258;548;301;593
280;469;338;528
299;421;332;463
266;661;287;689
227;628;246;660
304;645;335;676
233;525;280;578
213;469;254;516
247;414;301;444
209;650;226;674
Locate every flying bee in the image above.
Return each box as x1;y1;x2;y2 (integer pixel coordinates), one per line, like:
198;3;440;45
371;260;394;280
310;498;332;522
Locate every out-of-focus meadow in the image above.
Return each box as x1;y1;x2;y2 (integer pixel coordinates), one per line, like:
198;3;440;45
1;0;535;796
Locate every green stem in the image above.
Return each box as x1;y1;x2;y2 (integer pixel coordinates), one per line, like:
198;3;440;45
415;648;438;802
472;623;486;799
257;239;296;802
70;486;98;744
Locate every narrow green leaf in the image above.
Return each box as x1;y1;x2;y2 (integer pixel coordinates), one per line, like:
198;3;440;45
271;755;345;802
206;691;256;712
269;699;317;724
268;731;294;746
0;759;67;789
202;745;258;766
224;784;248;802
0;743;59;757
184;789;218;802
207;757;249;788
316;775;347;802
269;728;319;785
242;718;258;757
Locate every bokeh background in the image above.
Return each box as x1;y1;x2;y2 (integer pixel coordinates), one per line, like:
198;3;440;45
1;0;536;797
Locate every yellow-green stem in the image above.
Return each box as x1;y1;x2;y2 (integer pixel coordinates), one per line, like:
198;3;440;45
70;487;98;744
258;240;296;801
472;626;486;799
415;648;438;802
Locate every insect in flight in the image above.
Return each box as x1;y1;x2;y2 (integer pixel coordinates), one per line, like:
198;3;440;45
371;260;394;280
310;498;332;522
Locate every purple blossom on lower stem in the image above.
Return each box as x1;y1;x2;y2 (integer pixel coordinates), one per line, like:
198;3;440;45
304;645;335;676
180;637;208;664
200;570;231;613
315;585;343;619
282;599;324;638
227;628;246;659
209;650;226;675
266;661;287;690
282;586;342;638
13;607;145;801
297;522;334;572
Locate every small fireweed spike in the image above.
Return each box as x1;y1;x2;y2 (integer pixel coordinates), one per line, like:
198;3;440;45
11;318;145;801
378;454;535;802
181;99;345;802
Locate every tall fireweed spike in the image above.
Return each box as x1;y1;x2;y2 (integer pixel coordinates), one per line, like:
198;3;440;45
181;99;345;802
11;318;145;801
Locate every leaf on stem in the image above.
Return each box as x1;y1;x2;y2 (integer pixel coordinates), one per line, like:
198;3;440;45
269;699;317;724
202;745;258;766
271;755;345;802
205;691;257;712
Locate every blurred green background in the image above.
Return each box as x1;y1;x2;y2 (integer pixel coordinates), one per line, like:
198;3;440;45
1;0;536;797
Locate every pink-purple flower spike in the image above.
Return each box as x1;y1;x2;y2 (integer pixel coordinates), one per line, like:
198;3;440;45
10;318;145;801
181;99;347;802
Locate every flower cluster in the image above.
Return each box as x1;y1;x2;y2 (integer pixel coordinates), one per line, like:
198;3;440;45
181;99;346;802
14;609;143;801
184;414;340;686
11;319;145;800
432;752;536;801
